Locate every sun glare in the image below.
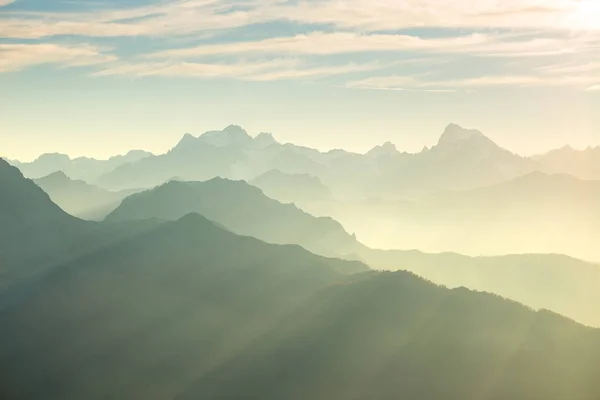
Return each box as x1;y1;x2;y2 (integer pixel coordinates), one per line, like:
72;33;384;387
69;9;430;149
568;0;600;29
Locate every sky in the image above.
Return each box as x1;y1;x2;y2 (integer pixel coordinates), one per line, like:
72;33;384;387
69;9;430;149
1;0;599;161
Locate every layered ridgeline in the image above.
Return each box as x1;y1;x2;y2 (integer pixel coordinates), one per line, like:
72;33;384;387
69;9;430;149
0;159;157;290
105;178;362;258
0;216;598;399
94;124;538;197
0;158;91;276
14;124;600;198
104;174;600;327
16;150;152;181
325;171;600;262
34;171;139;220
533;145;600;180
2;155;600;399
360;250;600;328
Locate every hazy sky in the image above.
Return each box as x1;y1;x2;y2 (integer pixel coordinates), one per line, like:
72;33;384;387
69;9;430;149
1;0;600;161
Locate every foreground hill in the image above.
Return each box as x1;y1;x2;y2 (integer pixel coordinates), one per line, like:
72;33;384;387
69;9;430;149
34;171;137;220
105;178;361;258
0;216;598;399
0;159;91;276
0;213;368;399
184;272;600;400
105;173;600;326
0;159;157;290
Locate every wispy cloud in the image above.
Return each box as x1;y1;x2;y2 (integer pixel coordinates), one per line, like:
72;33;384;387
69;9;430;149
347;74;600;91
148;31;596;59
0;43;116;72
0;0;14;6
92;58;378;81
1;0;600;89
2;0;600;40
586;84;600;91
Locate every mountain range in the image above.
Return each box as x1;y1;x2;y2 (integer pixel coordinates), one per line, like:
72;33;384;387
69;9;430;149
34;171;139;220
312;171;600;261
1;157;600;400
105;178;362;259
101;174;600;327
14;124;600;203
15;150;152;182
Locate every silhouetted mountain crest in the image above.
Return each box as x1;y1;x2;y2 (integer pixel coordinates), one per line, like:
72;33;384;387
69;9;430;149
200;125;254;148
438;123;487;146
366;141;399;157
106;177;361;257
255;132;278;148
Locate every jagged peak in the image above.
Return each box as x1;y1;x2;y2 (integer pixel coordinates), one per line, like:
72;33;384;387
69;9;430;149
176;133;197;146
438;123;486;145
198;125;253;147
222;124;248;135
39;170;70;182
254;132;278;148
367;141;398;157
34;153;71;163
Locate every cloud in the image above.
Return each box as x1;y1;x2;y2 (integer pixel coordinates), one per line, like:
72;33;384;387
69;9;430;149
0;0;14;6
0;43;117;73
586;85;600;91
1;0;600;41
93;58;300;78
2;0;599;89
92;58;377;81
538;61;600;74
347;74;600;91
149;31;595;59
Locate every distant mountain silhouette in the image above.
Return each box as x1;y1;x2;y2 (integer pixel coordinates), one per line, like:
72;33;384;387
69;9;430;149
105;178;361;258
345;171;600;262
533;145;600;180
0;216;598;399
96;124;536;199
34;171;138;220
98;128;255;190
372;123;535;196
359;249;600;327
250;169;333;206
366;141;401;158
15;150;152;182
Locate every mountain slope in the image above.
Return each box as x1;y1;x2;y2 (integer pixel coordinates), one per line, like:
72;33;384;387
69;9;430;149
346;171;600;261
359;249;600;327
16;150;152;182
533;145;600;180
98;126;261;190
0;159;90;275
0;159;159;291
182;272;600;400
105;178;361;258
250;169;333;206
34;171;136;220
0;222;598;400
0;213;368;399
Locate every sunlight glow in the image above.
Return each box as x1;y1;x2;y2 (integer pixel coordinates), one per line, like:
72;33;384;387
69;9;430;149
567;0;600;29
